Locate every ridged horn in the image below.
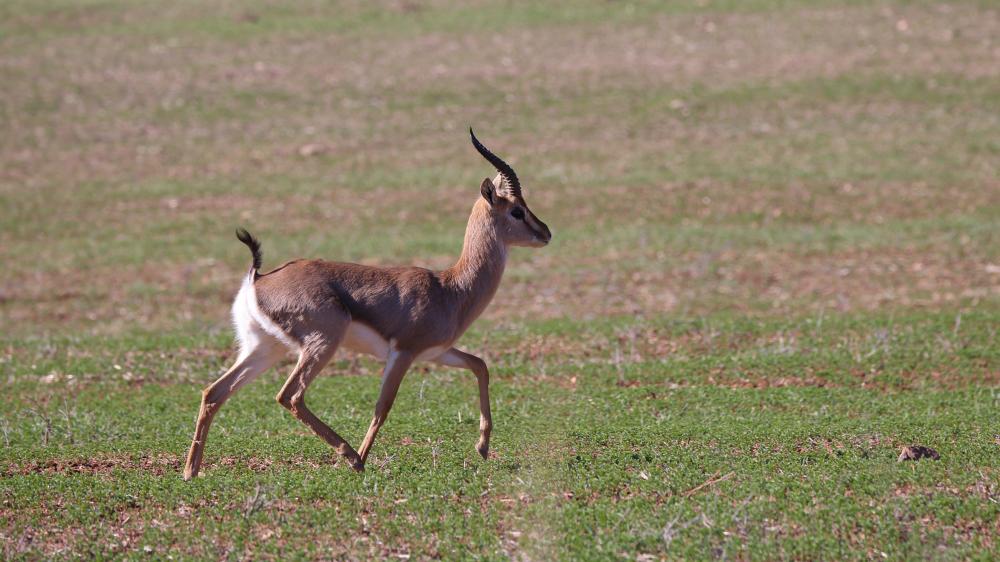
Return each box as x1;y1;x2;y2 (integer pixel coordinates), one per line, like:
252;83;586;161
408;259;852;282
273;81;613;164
470;128;521;199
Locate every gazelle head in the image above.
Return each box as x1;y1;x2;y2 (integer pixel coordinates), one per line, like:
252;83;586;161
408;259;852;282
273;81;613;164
470;129;552;248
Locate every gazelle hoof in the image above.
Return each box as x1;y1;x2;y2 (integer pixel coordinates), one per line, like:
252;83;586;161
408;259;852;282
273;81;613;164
477;444;489;460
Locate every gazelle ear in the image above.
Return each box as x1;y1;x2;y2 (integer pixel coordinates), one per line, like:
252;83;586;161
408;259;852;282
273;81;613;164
492;172;505;193
480;177;496;206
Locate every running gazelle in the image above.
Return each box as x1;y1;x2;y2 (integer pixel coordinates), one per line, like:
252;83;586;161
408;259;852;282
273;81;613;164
183;130;551;478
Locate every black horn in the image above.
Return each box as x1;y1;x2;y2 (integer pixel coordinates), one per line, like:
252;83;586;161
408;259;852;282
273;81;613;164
470;128;521;199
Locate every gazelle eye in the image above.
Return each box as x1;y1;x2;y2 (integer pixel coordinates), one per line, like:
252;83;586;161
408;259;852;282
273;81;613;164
511;207;525;220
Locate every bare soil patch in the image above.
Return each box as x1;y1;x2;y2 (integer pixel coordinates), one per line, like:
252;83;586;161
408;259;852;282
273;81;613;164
1;452;341;478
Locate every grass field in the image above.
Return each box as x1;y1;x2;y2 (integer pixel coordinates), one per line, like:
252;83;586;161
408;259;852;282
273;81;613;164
2;0;999;559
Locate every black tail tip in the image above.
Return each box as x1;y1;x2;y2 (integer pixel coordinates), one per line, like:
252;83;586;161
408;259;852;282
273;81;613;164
235;227;263;271
234;227;255;245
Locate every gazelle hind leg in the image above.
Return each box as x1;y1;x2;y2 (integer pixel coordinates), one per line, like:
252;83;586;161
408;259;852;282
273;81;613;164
276;325;364;471
183;330;285;480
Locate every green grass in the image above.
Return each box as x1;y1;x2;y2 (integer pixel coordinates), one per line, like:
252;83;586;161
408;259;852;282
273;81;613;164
3;310;999;559
2;0;999;559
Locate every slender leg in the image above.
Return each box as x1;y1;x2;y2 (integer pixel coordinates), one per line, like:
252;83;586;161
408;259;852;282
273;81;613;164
276;339;364;471
434;348;492;459
183;340;284;480
357;350;414;464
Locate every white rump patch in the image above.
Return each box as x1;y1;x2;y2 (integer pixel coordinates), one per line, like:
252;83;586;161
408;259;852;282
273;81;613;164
232;274;298;357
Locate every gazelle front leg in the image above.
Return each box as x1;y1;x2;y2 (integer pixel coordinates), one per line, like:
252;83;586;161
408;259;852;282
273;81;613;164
357;349;414;465
434;348;492;459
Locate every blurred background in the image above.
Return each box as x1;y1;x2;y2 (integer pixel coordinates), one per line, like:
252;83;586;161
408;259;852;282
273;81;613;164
3;0;996;338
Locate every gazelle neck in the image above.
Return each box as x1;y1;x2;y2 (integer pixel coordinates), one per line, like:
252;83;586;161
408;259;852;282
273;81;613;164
443;199;507;323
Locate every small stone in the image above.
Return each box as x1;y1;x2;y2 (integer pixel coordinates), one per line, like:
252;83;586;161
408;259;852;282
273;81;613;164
298;143;328;157
897;445;940;462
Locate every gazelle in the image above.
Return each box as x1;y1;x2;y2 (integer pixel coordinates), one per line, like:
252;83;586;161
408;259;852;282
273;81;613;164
183;129;551;479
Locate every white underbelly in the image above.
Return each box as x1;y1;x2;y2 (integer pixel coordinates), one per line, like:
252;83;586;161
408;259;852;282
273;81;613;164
341;322;449;363
415;345;449;362
342;322;392;360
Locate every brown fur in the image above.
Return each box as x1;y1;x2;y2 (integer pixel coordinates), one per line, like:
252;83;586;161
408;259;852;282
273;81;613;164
254;191;536;354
